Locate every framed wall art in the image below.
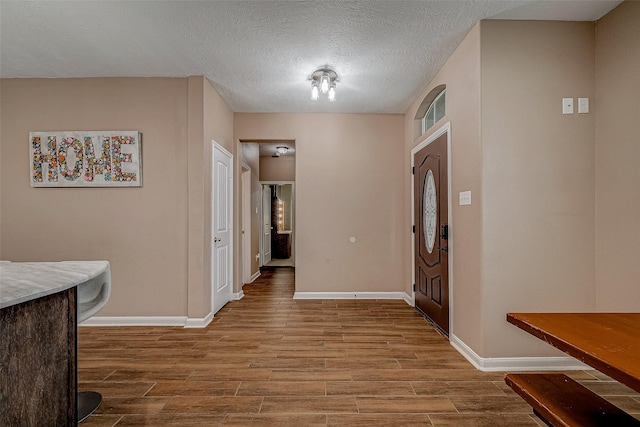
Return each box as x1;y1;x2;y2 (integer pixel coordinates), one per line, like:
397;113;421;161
30;131;142;187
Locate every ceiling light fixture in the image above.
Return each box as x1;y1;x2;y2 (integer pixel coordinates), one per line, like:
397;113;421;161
328;82;336;103
320;75;330;94
276;146;288;155
311;68;338;102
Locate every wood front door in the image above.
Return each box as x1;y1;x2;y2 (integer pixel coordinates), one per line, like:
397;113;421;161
414;132;449;335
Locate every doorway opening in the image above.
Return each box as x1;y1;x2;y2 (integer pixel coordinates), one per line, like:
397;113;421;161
239;140;296;293
261;182;294;268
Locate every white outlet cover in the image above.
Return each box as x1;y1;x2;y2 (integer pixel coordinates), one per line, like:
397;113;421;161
578;97;589;114
459;191;471;206
562;98;574;114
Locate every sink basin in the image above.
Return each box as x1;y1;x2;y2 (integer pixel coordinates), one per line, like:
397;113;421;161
77;267;111;323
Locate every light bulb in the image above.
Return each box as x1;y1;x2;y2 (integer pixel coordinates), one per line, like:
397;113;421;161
328;84;336;102
311;83;319;101
320;75;330;94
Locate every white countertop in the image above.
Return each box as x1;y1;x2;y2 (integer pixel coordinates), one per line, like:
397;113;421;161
0;261;110;309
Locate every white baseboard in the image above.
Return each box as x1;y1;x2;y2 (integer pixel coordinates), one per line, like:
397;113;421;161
403;293;414;306
80;314;215;328
450;334;590;372
81;296;249;329
247;271;260;283
293;291;411;300
184;311;214;328
80;316;187;327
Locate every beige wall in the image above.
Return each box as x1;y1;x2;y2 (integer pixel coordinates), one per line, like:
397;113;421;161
0;76;234;319
240;142;261;278
405;20;602;359
595;1;640;311
235;113;404;293
259;155;295;181
404;24;484;352
480;20;597;357
0;78;190;316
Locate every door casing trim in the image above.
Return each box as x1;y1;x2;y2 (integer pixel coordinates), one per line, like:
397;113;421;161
410;121;453;338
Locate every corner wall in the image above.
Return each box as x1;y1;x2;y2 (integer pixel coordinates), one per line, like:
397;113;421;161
594;0;640;311
0;76;234;320
187;76;235;319
405;19;600;362
404;23;483;352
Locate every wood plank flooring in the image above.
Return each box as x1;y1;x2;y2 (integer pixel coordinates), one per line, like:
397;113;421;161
79;267;640;426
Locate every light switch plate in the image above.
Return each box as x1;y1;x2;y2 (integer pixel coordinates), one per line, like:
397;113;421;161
459;191;471;206
562;98;574;114
578;97;589;114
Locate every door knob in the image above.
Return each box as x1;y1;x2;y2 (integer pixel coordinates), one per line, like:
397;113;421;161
214;237;221;243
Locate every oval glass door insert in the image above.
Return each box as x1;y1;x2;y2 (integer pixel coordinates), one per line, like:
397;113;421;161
423;169;437;253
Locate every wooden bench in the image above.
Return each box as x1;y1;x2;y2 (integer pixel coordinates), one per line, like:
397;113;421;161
505;373;640;427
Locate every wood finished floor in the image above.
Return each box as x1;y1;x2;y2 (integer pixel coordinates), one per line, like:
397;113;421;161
79;267;640;426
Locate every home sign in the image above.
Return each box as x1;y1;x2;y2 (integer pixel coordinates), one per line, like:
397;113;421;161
30;131;142;187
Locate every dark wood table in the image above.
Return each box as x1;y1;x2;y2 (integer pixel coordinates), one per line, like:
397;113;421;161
506;313;640;426
507;313;640;392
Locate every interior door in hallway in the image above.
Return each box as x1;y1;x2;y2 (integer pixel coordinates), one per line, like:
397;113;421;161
212;143;233;314
262;185;272;265
414;132;449;335
241;167;252;283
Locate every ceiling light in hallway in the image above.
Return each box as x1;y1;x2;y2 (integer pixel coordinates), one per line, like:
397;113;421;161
311;68;338;102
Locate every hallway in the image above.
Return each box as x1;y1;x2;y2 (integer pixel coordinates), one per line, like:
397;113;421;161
77;268;632;426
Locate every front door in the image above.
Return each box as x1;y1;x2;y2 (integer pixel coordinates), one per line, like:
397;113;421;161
414;132;449;335
212;143;232;314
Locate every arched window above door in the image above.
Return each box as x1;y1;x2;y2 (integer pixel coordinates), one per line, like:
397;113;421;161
414;84;446;140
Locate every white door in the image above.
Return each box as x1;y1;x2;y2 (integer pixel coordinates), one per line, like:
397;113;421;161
241;167;252;283
262;185;272;265
212;143;233;314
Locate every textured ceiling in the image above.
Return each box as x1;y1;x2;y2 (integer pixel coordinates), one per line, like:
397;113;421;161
0;1;621;114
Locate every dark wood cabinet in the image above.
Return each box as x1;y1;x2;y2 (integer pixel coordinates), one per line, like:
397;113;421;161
273;232;292;259
0;288;77;426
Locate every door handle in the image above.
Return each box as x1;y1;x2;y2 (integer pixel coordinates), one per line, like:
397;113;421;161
438;246;448;252
214;237;221;243
440;224;448;240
